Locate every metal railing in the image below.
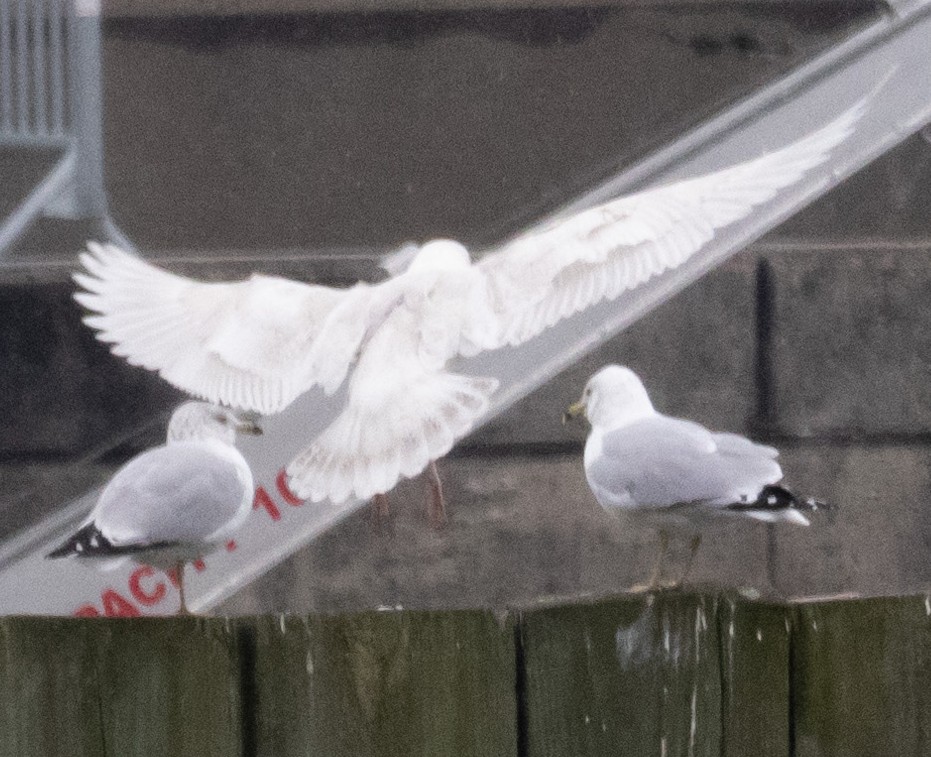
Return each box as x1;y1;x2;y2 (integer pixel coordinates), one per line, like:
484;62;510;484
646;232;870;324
0;0;131;255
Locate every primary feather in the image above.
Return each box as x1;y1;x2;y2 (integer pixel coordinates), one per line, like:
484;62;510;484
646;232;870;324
473;96;865;348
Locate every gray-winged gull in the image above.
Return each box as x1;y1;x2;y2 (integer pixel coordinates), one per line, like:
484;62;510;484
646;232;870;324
70;100;863;525
564;364;822;587
47;401;261;613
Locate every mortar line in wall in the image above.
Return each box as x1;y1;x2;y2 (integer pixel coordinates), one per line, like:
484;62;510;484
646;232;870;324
752;239;931;253
754;259;776;432
733;431;931;448
7;431;931;471
453;441;583;459
452;432;931;461
2;239;929;283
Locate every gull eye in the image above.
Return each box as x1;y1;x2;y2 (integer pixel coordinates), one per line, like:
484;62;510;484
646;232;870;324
212;412;228;425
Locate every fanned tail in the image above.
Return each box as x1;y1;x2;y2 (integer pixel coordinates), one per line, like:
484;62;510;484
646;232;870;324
287;372;499;503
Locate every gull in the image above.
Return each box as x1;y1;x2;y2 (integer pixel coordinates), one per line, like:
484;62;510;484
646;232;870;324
47;401;261;614
71;100;864;524
564;365;822;588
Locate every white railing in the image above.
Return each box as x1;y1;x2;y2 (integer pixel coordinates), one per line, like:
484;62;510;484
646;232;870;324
0;0;70;144
0;0;130;255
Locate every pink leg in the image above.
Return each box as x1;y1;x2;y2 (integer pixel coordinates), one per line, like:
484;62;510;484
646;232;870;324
372;493;390;518
426;461;447;529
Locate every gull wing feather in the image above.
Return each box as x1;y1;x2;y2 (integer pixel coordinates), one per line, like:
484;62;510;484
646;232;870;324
286;306;498;503
587;415;782;510
473;98;865;349
92;442;250;546
74;243;384;413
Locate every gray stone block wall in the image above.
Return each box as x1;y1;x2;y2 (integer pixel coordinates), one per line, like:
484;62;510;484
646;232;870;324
1;6;929;614
3;5;928;460
219;441;931;613
763;245;931;438
0;282;181;459
16;4;864;255
474;242;931;448
100;0;883;18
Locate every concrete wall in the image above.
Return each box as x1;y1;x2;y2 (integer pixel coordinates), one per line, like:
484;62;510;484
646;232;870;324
2;4;930;608
13;2;880;255
7;1;922;459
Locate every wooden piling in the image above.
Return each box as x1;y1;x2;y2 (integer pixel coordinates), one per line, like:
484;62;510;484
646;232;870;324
1;592;929;755
0;617;242;757
244;610;516;757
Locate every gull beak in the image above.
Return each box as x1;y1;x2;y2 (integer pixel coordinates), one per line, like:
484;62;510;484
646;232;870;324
562;400;586;425
235;418;263;436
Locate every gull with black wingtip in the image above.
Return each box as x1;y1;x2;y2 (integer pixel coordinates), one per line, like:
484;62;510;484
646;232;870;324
48;401;261;614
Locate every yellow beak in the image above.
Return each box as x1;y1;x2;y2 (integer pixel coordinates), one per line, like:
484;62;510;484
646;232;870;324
562;400;586;425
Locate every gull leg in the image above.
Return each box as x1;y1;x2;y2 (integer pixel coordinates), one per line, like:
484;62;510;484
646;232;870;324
176;561;190;616
630;529;668;593
670;533;702;589
372;493;390;518
650;528;670;588
426;461;447;529
765;524;780;593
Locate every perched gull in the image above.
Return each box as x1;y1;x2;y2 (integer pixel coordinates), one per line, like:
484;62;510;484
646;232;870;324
47;402;260;613
71;101;863;523
564;365;821;587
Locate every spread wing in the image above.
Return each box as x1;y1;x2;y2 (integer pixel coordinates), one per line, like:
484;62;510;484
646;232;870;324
473;97;865;348
74;243;391;414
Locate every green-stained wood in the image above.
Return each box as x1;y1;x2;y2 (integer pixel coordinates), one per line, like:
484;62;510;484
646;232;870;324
93;618;243;757
245;610;516;757
718;596;790;757
0;617;242;757
0;618;105;757
6;593;931;757
791;596;931;757
520;592;721;757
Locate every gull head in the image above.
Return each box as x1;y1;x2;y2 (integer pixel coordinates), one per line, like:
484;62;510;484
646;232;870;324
564;364;654;430
405;239;471;274
166;401;263;445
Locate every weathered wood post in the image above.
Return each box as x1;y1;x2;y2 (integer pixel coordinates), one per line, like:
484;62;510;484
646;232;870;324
2;593;930;756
